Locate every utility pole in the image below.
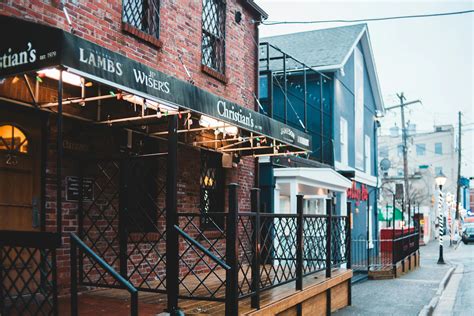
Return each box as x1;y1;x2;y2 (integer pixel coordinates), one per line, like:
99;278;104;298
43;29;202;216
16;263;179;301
455;111;462;220
385;93;422;215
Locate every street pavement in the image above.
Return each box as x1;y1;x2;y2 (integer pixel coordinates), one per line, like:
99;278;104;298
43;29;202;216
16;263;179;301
334;239;472;316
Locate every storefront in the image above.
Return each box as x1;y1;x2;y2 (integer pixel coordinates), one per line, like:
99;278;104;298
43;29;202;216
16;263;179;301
0;15;314;315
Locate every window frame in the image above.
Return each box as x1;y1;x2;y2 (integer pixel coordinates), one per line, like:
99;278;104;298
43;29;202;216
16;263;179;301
201;0;227;81
0;123;29;155
365;135;371;174
122;0;162;48
416;143;426;156
340;117;348;166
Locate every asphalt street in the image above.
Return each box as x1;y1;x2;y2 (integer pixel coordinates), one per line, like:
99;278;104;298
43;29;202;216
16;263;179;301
334;240;473;316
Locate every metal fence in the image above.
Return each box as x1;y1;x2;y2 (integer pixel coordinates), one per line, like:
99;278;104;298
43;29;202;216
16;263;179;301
0;231;61;316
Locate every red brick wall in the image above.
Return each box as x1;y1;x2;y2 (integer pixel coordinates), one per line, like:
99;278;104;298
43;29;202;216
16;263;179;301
0;0;260;294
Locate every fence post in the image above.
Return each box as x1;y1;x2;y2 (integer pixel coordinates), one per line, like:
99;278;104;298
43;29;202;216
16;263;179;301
251;188;261;309
166;115;179;314
392;194;396;275
296;195;304;291
226;183;239;316
70;239;78;316
346;203;352;306
326;198;333;316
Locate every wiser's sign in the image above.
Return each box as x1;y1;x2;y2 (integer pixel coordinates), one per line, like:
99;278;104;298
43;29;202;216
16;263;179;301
0;15;311;151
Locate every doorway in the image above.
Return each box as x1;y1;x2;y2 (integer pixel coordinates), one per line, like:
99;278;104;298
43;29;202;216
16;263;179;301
0;104;42;232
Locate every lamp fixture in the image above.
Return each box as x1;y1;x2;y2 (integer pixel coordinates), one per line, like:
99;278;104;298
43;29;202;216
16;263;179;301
37;68;83;87
435;171;447;188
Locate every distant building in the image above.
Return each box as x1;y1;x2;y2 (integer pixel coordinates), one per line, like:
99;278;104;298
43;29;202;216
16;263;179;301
378;124;457;243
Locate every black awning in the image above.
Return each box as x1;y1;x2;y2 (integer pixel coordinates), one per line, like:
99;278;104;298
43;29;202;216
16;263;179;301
0;15;311;152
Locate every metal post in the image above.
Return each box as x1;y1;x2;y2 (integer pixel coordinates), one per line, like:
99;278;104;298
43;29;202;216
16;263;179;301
283;54;287;124
56;70;63;235
303;68;307;132
71;240;78;316
251;188;261;309
226;183;239;316
366;199;370;273
130;291;138;316
52;249;58;316
166;115;179;313
119;159;128;278
326;198;332;278
386;203;389;228
346;202;352;306
437;185;445;264
326;198;332;316
78;163;84;283
392;195;396;273
296;195;304;291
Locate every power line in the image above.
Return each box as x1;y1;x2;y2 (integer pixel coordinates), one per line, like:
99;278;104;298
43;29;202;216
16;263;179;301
259;9;474;25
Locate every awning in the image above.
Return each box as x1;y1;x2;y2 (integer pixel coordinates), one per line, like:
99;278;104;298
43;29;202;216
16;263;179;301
0;15;311;155
274;167;352;194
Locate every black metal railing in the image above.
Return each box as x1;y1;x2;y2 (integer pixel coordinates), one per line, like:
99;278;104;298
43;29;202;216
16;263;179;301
70;233;138;316
168;185;350;315
0;230;61;316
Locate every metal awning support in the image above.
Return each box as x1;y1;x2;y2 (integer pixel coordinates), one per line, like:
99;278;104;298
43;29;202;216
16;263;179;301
56;70;63;235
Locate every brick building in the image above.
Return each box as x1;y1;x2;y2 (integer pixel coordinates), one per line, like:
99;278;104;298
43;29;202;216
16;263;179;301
0;1;352;315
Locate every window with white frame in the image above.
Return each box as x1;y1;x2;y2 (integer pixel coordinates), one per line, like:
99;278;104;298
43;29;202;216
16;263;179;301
416;143;426;156
354;47;364;170
365;135;371;173
340;117;348;165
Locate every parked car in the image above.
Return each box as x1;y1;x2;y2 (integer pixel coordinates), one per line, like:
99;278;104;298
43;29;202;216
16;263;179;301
461;227;474;244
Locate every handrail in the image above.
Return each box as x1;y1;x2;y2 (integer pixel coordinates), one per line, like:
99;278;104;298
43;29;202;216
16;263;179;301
174;225;231;270
70;233;138;316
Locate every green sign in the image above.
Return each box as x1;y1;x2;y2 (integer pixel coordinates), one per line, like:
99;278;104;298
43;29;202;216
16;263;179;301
378;206;403;221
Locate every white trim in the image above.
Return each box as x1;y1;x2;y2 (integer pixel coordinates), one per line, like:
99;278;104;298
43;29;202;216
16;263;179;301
274;167;352;192
334;161;378;187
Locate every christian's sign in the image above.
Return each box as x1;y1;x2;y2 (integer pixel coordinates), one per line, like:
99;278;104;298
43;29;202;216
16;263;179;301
0;15;310;150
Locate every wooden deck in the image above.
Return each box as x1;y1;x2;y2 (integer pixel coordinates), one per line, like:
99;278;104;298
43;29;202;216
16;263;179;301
58;268;352;315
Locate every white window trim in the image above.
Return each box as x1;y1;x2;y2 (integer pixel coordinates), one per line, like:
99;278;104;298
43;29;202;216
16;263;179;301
340;117;348;166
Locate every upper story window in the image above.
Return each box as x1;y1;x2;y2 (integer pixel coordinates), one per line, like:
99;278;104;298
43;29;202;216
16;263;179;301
0;124;29;154
397;144;403;157
416;144;426;156
201;0;226;76
435;142;443;155
340;117;348;165
365;135;371;173
122;0;160;39
379;146;389;158
435;166;443;176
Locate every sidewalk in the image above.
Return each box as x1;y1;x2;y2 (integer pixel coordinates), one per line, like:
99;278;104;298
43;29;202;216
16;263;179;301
334;241;455;316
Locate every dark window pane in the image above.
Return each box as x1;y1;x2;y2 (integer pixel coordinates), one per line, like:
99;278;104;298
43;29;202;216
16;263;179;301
123;0;160;38
201;0;226;74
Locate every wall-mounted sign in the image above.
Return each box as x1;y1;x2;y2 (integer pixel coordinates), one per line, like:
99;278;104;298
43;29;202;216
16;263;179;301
66;176;94;202
347;181;368;201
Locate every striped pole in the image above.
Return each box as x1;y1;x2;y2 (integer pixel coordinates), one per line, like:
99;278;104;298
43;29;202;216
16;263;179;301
437;187;445;264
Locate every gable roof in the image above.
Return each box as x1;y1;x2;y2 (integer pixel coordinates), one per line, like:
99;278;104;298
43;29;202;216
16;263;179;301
261;24;385;113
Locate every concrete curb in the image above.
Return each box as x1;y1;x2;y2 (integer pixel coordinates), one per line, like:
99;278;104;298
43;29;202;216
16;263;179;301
418;266;455;316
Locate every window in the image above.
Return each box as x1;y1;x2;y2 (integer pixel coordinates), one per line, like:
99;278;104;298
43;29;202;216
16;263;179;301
379;146;388;158
435;142;443;155
200;150;225;228
340;117;348;165
122;0;160;38
354;47;364;170
0;124;29;153
201;0;226;75
397;168;404;177
365;135;371;173
397;144;403;157
435;166;443;176
416;144;426;156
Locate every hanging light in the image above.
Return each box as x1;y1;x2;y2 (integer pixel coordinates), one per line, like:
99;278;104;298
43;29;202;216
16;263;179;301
37;68;83;86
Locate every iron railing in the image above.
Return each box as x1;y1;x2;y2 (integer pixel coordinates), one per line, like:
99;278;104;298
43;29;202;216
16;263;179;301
0;230;61;316
70;232;138;316
170;185;350;315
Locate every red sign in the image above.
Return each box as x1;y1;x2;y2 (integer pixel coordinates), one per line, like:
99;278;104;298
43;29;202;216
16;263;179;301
347;181;368;201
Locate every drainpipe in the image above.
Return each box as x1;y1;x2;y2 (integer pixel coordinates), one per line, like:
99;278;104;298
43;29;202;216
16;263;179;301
254;19;260;188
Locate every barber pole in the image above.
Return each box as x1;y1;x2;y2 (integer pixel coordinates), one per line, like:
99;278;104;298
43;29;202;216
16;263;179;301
437;189;445;264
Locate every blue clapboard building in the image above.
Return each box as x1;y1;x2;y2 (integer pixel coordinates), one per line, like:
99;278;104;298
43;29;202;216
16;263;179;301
258;24;385;272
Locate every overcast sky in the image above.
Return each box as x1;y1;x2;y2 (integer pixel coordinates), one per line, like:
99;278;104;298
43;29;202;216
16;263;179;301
255;0;473;176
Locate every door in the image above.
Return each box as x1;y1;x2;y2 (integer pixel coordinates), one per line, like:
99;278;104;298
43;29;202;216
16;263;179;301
0;105;42;231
